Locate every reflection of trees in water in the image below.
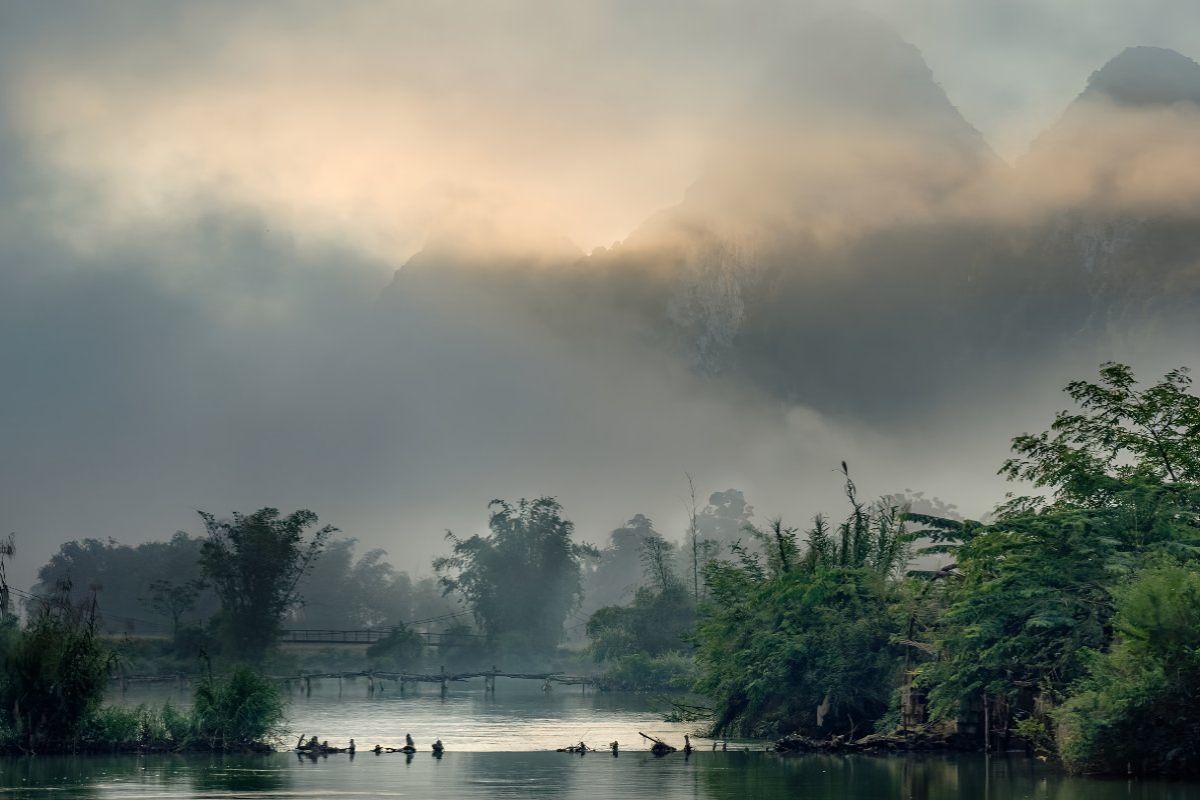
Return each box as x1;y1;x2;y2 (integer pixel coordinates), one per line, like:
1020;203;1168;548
694;754;1177;800
0;754;291;798
1;751;1195;798
187;754;291;794
450;752;578;797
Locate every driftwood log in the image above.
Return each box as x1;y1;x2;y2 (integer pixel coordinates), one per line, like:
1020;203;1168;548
639;732;677;756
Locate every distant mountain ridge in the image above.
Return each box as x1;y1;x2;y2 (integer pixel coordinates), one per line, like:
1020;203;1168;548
385;22;1200;421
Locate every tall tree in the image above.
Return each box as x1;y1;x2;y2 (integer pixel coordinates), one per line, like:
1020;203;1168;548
582;514;658;612
199;508;335;662
913;364;1200;735
434;497;596;655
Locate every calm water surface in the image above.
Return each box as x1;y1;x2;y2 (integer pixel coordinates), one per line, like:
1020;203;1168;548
0;682;1197;799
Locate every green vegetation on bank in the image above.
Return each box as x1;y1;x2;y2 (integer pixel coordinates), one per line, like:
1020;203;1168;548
0;574;283;753
580;363;1200;777
6;361;1200;775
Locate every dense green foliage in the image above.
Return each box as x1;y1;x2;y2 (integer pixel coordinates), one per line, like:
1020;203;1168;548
1055;564;1200;775
76;669;282;753
435;497;596;655
199;508;336;662
908;364;1200;774
695;479;912;738
0;587;112;750
586;531;696;690
191;667;286;750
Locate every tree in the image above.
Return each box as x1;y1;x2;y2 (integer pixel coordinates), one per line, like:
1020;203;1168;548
694;475;912;738
584;514;658;611
1055;564;1200;776
434;497;596;656
198;508;335;662
142;577;206;641
641;533;679;592
911;364;1200;742
695;489;754;549
1002;362;1200;505
33;532;217;635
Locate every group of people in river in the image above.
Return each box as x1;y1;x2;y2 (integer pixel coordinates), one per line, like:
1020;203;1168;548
295;733;444;760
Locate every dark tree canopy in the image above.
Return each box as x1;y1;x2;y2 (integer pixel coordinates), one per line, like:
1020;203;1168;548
199;507;335;662
32;533;216;635
291;538;454;630
583;514;658;612
434;497;596;655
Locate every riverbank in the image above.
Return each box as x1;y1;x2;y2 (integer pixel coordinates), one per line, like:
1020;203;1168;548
775;727;975;756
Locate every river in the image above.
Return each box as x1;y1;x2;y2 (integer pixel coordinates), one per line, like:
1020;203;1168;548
1;681;1197;798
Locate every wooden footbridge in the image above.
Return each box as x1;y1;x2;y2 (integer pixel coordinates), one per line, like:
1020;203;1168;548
279;628;484;648
116;666;597;695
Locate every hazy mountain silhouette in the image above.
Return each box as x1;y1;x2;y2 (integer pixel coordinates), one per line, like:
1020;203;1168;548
386;25;1200;424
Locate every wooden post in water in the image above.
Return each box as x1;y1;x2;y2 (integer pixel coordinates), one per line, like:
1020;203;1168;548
440;665;447;698
305;676;312;697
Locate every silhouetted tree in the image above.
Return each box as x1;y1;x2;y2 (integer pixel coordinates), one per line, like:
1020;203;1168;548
199;508;335;662
434;497;596;655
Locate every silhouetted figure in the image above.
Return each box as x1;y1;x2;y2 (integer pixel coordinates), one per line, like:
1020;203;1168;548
373;744;383;754
432;739;444;757
348;739;356;754
684;735;693;754
610;740;619;756
406;733;414;748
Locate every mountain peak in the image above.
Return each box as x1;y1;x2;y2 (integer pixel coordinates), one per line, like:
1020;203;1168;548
1082;46;1200;107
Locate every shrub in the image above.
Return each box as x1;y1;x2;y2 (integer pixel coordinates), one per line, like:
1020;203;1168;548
596;652;696;692
192;667;286;750
0;589;113;750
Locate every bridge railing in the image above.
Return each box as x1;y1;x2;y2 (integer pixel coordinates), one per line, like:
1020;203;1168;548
279;629;486;646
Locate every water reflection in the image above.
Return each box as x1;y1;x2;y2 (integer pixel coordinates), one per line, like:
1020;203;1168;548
2;752;1199;800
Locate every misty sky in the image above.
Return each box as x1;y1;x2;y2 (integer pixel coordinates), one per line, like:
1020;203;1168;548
2;1;1198;591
